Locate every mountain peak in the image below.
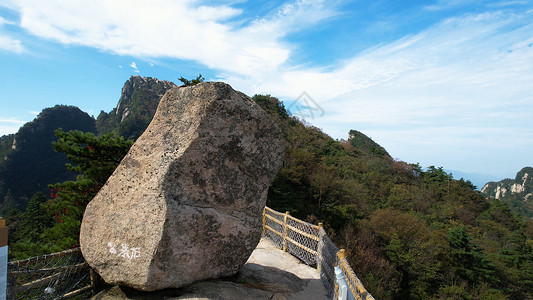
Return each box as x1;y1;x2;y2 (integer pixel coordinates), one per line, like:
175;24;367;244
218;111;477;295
96;76;176;140
116;76;176;113
348;129;389;157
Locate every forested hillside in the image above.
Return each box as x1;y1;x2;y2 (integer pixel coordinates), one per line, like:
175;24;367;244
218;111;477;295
254;94;532;300
2;81;531;299
0;134;14;161
0;105;96;215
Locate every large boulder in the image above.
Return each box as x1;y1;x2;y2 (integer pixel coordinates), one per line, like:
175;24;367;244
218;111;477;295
80;82;285;291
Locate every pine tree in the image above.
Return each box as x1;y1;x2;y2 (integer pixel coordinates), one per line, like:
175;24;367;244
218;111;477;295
40;130;132;254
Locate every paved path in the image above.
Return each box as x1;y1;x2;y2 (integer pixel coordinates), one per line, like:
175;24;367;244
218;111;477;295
92;238;329;300
243;238;329;299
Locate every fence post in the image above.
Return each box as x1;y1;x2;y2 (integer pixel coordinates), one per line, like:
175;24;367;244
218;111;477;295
0;217;7;300
90;268;101;295
262;207;266;235
282;211;290;252
317;223;323;272
338;249;345;263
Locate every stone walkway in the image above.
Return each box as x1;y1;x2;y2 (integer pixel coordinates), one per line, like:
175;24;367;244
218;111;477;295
92;238;329;300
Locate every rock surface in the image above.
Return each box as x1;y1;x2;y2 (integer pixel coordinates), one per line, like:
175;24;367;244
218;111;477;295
80;82;285;291
91;238;329;300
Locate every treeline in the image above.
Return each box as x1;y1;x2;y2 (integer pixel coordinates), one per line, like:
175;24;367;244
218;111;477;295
254;95;532;300
4;93;532;299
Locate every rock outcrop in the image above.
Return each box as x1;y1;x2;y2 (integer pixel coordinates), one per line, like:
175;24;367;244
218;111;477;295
95;75;176;140
481;166;533;218
80;82;285;291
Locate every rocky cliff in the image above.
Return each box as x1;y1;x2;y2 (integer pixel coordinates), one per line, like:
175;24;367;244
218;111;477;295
481;167;533;218
96;76;176;140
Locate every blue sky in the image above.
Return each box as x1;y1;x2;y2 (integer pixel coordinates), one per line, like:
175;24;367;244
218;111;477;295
1;0;532;184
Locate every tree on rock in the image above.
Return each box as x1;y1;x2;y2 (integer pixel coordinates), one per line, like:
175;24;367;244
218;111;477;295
178;74;205;86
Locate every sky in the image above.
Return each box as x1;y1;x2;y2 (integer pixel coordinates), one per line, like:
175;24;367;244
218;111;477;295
1;0;532;185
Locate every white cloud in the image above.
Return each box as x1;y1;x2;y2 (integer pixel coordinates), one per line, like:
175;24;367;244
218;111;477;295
0;34;23;52
130;61;139;72
316;11;533;124
0;118;25;124
2;0;337;76
0;16;24;53
0;16;16;25
0;16;25;53
0;118;25;136
424;0;478;11
0;125;21;136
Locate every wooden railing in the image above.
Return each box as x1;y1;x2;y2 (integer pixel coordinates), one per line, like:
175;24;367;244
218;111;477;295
5;206;373;299
7;247;94;299
262;206;374;300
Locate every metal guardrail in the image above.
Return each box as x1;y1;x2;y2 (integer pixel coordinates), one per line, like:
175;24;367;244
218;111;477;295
262;206;374;300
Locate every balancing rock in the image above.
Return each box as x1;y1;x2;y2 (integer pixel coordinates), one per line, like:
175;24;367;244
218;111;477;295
80;82;284;291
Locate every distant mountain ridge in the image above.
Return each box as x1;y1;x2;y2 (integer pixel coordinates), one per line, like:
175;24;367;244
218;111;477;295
0;76;175;214
481;167;533;218
0;105;96;214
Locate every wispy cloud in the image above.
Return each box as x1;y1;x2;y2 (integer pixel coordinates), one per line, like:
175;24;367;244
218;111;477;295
2;0;338;76
0;125;21;136
0;118;25;135
0;34;23;52
304;10;533;175
0;16;24;53
424;0;478;11
0;118;25;124
0;16;16;25
130;61;139;73
316;11;533;123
